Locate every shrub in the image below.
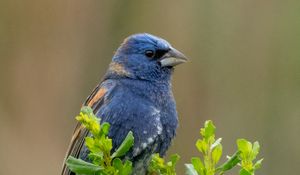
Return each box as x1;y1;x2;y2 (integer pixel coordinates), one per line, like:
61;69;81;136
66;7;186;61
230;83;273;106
66;107;263;175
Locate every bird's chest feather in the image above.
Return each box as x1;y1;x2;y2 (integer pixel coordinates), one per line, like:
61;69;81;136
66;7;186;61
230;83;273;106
120;79;178;150
121;79;177;121
94;79;178;161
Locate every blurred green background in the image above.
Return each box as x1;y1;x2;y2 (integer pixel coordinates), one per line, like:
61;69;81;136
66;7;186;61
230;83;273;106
1;0;300;174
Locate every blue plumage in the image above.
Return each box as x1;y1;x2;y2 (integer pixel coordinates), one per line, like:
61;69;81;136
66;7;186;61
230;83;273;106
62;33;187;175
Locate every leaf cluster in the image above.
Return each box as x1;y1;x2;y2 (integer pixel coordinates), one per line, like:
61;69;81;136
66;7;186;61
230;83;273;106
148;154;180;175
66;106;134;175
237;139;263;175
65;107;263;175
185;120;263;175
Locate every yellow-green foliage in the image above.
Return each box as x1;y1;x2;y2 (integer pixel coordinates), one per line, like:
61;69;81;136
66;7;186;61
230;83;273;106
185;120;263;175
67;106;134;175
66;107;263;175
148;153;180;175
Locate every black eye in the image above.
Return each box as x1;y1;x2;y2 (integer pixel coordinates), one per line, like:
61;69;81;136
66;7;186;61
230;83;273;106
145;50;155;58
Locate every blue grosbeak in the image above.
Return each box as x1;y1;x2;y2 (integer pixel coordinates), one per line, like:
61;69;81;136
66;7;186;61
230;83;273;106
62;33;187;175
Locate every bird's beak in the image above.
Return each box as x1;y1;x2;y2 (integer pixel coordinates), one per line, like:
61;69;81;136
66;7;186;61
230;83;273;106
159;47;188;67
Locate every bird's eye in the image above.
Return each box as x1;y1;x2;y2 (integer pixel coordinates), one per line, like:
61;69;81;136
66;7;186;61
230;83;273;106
145;50;155;58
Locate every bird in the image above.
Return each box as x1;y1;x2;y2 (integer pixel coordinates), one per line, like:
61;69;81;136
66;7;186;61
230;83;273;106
61;33;187;175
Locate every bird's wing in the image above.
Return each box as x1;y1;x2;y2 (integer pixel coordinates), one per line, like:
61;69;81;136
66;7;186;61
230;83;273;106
61;79;116;175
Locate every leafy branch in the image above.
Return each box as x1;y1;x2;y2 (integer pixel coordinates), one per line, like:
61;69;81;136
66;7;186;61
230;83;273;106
185;120;263;175
148;154;180;175
65;107;263;175
66;106;134;175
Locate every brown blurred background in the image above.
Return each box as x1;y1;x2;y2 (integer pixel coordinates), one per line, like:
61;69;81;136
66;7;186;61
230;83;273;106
1;0;300;174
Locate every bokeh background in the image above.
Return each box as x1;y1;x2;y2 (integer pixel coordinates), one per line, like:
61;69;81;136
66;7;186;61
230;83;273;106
1;0;300;174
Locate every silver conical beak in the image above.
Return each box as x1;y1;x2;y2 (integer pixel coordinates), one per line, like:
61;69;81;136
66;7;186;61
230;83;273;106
159;47;188;67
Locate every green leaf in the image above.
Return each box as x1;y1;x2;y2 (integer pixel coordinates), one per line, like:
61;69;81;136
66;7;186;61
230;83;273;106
239;168;252;175
112;158;133;175
170;154;180;167
185;164;199;175
85;137;101;153
252;141;260;159
148;154;164;173
200;120;216;139
254;158;263;170
88;152;103;165
113;158;123;171
85;137;94;148
101;122;110;136
111;131;134;158
237;139;252;153
152;153;165;166
212;144;222;164
122;160;133;175
149;154;179;175
191;157;204;175
216;151;241;172
76;106;100;136
196;139;207;153
103;138;113;152
66;156;104;175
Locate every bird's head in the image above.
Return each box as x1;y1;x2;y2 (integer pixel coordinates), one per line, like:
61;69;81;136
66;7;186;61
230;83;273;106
107;33;187;81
